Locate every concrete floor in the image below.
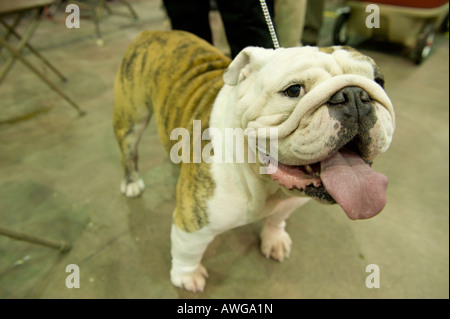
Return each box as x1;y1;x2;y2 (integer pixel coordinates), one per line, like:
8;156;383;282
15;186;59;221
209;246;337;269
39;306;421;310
0;0;448;299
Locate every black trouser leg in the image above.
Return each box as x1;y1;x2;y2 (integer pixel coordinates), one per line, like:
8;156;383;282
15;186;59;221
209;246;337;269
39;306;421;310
162;0;212;44
216;0;275;58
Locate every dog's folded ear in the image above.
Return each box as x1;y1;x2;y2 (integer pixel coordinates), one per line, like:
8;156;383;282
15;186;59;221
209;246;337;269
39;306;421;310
223;47;275;86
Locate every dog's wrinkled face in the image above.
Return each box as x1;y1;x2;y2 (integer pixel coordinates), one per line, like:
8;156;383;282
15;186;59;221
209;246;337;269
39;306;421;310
223;46;395;220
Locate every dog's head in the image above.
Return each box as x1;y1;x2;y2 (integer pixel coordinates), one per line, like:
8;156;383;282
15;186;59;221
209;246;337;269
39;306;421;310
223;46;395;220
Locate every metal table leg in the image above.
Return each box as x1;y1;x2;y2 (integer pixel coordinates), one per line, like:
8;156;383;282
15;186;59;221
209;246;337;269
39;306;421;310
0;7;85;115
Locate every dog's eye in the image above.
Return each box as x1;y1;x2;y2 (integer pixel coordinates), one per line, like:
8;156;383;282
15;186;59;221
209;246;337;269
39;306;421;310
374;77;385;88
283;84;304;98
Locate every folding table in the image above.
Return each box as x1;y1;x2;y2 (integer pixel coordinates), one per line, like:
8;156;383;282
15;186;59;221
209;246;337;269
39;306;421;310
0;0;84;115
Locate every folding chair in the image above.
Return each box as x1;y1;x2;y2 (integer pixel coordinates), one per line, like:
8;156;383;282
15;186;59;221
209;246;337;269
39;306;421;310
0;0;85;115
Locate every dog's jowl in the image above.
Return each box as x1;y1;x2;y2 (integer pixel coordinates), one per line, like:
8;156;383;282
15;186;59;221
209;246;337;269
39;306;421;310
113;31;395;292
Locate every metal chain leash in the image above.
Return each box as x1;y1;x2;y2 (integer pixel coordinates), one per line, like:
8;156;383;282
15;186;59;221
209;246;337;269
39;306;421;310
259;0;280;49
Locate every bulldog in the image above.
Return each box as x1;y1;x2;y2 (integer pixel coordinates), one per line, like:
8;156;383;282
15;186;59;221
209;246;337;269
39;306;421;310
113;30;395;292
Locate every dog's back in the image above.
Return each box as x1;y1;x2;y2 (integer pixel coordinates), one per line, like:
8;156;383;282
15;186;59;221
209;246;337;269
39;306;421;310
113;30;231;155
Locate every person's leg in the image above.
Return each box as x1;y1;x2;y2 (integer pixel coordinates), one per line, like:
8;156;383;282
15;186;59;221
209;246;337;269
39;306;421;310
302;0;324;46
274;0;307;48
162;0;213;44
217;0;275;58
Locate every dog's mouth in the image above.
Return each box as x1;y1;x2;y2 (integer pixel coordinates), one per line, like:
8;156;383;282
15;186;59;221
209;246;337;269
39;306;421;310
262;141;388;220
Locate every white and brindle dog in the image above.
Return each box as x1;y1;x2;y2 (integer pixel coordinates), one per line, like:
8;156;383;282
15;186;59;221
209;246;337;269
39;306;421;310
113;31;395;292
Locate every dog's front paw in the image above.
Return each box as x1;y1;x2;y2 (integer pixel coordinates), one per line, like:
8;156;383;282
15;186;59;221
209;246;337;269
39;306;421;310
120;179;145;197
261;226;292;262
170;264;208;293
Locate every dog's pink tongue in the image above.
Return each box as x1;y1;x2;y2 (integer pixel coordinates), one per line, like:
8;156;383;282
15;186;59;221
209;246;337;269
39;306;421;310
320;150;388;220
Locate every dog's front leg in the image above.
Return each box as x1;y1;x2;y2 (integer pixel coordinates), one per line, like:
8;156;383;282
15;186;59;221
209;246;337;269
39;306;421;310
260;197;309;261
170;224;216;292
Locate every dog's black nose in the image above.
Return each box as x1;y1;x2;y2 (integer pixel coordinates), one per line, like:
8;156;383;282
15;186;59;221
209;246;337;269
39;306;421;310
328;86;370;106
326;86;375;150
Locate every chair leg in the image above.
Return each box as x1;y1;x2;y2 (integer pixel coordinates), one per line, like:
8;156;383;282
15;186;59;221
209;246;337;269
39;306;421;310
91;4;102;40
118;0;138;20
0;224;72;253
0;19;67;82
0;13;22;55
0;13;40;84
0;37;85;116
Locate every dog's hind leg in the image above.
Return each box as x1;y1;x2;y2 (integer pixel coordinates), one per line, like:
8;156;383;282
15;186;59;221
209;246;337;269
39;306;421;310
113;90;153;197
